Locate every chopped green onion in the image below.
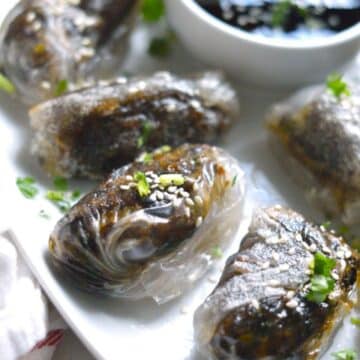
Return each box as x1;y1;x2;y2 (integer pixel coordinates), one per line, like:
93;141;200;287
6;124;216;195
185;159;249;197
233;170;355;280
137;121;154;148
71;190;81;200
141;0;165;22
211;245;223;259
157;145;171;154
350;317;360;327
148;37;171;57
53;176;68;191
326;73;350;99
159;174;185;187
306;252;336;303
46;191;71;213
332;349;357;360
272;0;292;27
0;73;15;94
54;79;68;97
134;171;150;197
16;177;38;199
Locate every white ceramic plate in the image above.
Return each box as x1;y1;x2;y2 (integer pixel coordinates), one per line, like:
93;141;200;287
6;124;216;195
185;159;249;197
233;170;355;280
0;3;359;359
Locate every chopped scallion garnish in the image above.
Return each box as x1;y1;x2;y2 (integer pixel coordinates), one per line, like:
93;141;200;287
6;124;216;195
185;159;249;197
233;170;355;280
159;174;185;187
16;177;38;199
326;73;350;99
0;73;15;94
332;349;357;360
134;171;150;197
141;0;165;22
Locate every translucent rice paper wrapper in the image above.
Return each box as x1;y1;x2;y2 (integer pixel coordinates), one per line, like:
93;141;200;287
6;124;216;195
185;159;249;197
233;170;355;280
49;144;247;304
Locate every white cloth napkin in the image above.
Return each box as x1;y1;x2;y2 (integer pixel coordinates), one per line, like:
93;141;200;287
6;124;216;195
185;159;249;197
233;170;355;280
0;233;66;360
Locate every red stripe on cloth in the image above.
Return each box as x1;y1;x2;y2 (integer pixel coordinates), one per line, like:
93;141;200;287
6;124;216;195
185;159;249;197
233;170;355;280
31;329;64;351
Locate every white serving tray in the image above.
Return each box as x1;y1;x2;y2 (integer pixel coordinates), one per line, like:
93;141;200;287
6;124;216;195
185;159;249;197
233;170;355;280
0;3;358;359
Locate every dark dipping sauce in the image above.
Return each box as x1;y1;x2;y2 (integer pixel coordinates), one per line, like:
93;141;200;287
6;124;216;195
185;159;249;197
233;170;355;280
195;0;360;39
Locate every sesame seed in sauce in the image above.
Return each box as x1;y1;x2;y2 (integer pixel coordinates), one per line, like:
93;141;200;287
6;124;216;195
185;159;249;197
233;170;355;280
172;198;182;208
193;182;199;192
184;206;191;218
309;244;317;253
286;290;295;299
32;21;42;32
185;198;195;207
156;191;164;201
251;299;260;310
125;175;133;181
168;186;177;193
120;185;130;191
286;299;298;309
196;216;203;227
194;195;203;206
26;11;36;23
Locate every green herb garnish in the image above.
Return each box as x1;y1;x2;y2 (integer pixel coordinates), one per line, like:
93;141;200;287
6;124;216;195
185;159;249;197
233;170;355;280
332;349;357;360
0;73;15;94
141;0;165;22
157;145;171;154
16;177;38;199
71;189;81;200
39;209;51;220
211;245;223;259
306;252;336;303
54;79;68;97
350;317;360;327
53;176;68;191
46;191;71;213
271;0;307;28
326;73;350;99
159;174;185;187
321;220;332;230
137;121;154;148
134;171;150;197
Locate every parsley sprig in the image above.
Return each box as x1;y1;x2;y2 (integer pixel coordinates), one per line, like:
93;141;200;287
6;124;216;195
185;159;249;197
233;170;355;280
306;252;336;303
326;73;350;99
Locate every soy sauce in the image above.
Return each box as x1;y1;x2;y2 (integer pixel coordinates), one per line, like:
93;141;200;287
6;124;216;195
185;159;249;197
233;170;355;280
195;0;360;39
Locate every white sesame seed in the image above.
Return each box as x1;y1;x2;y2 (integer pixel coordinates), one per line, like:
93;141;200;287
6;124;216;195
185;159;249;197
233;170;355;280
272;252;280;262
331;271;339;280
279;264;289;271
156;191;164;201
181;191;190;198
305;269;312;275
184;207;191;218
168;186;177;193
336;250;345;259
150;184;158;189
32;20;42;31
82;37;92;46
149;193;157;202
80;47;95;58
309;244;317;253
185;198;194;207
146;177;153;184
295;233;302;242
26;11;36;23
286;290;295;299
41;81;51;90
268;279;280;287
194;195;203;206
328;289;341;300
120;185;130;190
340;259;347;272
322;245;331;254
193;183;199;192
186;177;195;184
196;216;203;227
344;249;352;259
261;261;270;269
145;171;153;176
173;198;182;208
285;299;298;309
125;175;133;181
288;248;296;255
251;299;260;310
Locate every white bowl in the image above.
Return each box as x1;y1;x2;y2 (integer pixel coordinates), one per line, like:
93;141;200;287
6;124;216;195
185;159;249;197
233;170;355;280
166;0;360;88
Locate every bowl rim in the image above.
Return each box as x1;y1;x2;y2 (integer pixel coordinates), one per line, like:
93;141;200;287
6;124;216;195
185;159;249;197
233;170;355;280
178;0;360;49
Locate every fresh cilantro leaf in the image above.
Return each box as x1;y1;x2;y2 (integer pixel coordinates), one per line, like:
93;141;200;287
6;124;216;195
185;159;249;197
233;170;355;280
0;73;15;94
321;220;332;230
350;317;360;327
71;189;81;200
326;73;350;99
141;0;165;22
53;176;68;191
313;252;336;278
54;79;68;97
332;349;357;360
134;171;150;197
16;177;38;199
159;174;185;187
